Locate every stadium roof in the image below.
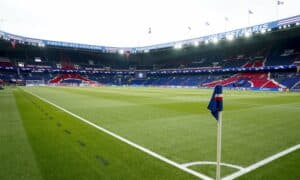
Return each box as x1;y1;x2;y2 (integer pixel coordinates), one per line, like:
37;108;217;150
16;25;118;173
0;0;300;48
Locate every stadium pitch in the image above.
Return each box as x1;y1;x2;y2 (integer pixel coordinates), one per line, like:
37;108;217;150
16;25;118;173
0;86;299;179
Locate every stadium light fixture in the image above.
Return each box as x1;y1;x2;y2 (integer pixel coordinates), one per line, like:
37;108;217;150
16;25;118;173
119;49;124;55
38;43;45;48
34;57;42;62
283;25;287;29
174;43;182;49
193;41;199;47
260;29;266;34
244;31;252;38
226;34;234;41
212;37;218;44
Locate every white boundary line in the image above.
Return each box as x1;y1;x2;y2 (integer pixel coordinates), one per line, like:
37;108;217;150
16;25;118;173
182;161;244;170
23;89;213;180
223;144;300;180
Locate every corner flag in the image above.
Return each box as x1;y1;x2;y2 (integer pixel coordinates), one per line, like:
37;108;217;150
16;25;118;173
207;85;223;120
207;85;223;180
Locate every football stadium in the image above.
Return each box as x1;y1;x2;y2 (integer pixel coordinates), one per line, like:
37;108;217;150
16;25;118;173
0;0;300;179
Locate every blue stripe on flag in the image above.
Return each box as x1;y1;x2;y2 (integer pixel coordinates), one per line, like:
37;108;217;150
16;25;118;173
207;85;223;120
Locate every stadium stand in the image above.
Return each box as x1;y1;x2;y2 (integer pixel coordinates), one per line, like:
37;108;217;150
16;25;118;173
49;73;95;84
0;22;300;91
203;61;286;88
0;79;3;90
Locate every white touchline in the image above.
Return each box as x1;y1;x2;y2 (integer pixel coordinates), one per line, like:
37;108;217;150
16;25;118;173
23;89;213;180
223;144;300;180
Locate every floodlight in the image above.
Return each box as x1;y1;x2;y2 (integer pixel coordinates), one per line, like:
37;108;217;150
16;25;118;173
174;43;182;49
212;37;218;44
193;41;199;47
34;57;42;62
244;31;252;38
18;62;24;67
38;43;45;48
119;49;124;54
226;34;234;41
260;29;266;34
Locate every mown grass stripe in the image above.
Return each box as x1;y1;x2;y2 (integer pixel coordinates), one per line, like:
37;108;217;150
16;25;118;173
0;89;43;180
23;88;213;180
15;88;197;179
23;86;300;179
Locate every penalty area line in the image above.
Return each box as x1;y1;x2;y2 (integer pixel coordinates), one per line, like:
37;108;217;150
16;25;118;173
223;144;300;180
22;89;213;180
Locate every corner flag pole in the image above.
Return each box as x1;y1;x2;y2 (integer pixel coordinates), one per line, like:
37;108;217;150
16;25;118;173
207;85;223;180
216;111;222;180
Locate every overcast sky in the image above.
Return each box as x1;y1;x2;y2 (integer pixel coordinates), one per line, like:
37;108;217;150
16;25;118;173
0;0;299;47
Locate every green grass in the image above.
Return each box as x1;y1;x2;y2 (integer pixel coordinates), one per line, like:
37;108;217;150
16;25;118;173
0;88;42;180
238;150;300;180
1;86;300;179
0;88;196;179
